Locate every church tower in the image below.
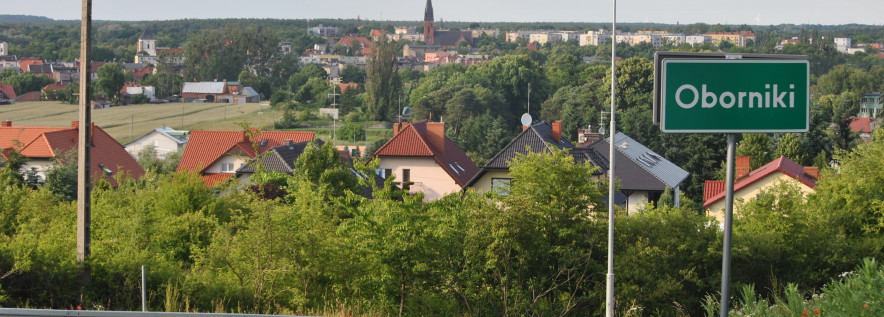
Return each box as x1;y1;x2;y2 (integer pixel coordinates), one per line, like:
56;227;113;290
423;0;435;45
137;26;157;57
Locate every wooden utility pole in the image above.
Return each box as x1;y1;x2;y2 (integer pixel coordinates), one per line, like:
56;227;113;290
77;0;92;263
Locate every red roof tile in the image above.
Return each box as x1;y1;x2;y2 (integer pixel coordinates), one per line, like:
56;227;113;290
1;122;144;182
0;84;17;99
850;117;872;134
177;130;315;180
201;173;234;187
373;121;479;186
703;156;818;208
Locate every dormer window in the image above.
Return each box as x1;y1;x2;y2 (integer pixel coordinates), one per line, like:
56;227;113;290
221;163;234;173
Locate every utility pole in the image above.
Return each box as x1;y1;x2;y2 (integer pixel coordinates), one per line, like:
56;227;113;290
77;0;92;264
606;0;618;315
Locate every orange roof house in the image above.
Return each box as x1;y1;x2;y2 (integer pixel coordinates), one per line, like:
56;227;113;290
373;121;478;201
0;84;16;100
0;120;145;183
704;156;819;222
335;36;373;55
177;130;315;186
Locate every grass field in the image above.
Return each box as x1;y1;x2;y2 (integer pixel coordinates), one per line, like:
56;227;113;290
0;101;393;146
0;101;278;143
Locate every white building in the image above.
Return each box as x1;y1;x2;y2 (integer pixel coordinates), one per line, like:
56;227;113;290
579;30;610;46
124;126;189;159
834;37;851;53
0;41;8;56
686;35;710;46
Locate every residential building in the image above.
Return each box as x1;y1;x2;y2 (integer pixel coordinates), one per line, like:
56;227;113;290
0;120;145;183
579;30;610;46
465;121;576;195
0;84;16;102
835;37;851;53
859;92;882;118
0;41;7;56
685;35;710;46
308;25;340;37
704;156;819;222
181;81;260;103
374;121;479;201
177;130;315;186
849;117;880;142
575;132;690;213
0;55;18;71
124;126;189;159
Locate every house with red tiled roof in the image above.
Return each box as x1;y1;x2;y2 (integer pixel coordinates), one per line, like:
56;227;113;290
0;84;16;102
704;156;819;222
177;130;315;186
0;120;145;183
335;36;373;55
373;121;478;201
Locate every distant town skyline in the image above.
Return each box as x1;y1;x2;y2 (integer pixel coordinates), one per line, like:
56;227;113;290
4;0;882;26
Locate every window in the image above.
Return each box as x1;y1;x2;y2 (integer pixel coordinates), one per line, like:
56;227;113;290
221;163;234;173
402;169;412;190
492;178;512;196
384;169;392;179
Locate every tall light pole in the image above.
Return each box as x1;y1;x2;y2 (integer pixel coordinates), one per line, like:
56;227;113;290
77;0;92;264
605;0;617;316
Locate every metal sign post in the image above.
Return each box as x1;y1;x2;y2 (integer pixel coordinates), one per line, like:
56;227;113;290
605;0;617;315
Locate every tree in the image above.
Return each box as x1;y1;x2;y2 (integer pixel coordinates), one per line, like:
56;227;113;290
737;133;774;170
453;112;513;165
364;37;400;121
340;64;366;84
95;62;125;101
775;133;806;164
183;24;281;82
44;150;77;202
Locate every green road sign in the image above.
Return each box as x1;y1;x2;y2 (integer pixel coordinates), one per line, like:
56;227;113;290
660;59;809;133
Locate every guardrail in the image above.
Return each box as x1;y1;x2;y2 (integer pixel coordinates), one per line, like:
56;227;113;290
0;309;311;317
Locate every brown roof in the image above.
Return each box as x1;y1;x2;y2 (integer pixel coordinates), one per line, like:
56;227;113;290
0;84;16;99
374;121;478;186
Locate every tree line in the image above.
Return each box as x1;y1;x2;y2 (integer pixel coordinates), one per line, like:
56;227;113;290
1;130;883;316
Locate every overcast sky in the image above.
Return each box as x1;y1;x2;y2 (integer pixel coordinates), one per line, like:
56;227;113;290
5;0;882;26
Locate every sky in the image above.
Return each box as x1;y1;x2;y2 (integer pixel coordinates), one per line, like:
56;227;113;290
4;0;882;26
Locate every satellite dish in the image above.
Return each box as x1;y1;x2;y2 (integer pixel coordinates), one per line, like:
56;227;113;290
599;127;606;135
520;113;533;127
401;107;413;121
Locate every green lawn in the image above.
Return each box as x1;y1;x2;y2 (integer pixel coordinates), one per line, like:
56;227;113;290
0;101;277;143
0;101;393;145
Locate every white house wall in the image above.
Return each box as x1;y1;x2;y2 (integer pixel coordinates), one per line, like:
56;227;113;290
378;157;460;202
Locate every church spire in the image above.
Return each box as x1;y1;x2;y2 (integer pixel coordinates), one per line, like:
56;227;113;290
424;0;434;22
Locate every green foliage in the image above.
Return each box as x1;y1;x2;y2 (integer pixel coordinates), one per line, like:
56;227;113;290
364;37;400;120
136;145;182;174
737;133;774;170
0;71;55;95
184;24;281;82
95;62;125;100
337;122;365;142
43;150;77;202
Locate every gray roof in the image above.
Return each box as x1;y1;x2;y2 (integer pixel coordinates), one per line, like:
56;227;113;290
585;139;668;191
465;121;572;187
434;31;473;47
139;26;155;40
182;82;226;94
237;140;321;174
242;86;259;97
608;132;689;189
124;126;189;147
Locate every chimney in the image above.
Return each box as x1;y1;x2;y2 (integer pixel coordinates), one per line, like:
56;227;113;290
285;139;294;146
1;120;11;127
803;166;820;179
551;120;562;142
393;122;410;135
522;125;528;131
736;156;751;179
426;122;445;154
71;121;79;128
